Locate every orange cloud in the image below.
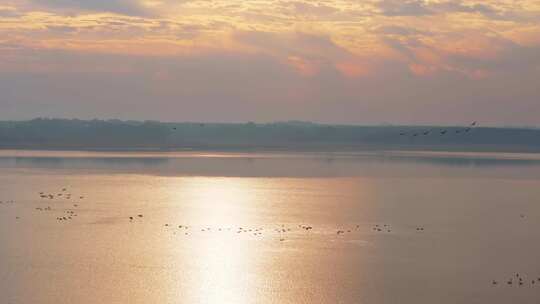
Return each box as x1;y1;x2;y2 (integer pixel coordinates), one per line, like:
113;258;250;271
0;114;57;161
286;55;318;76
0;0;539;79
335;62;369;77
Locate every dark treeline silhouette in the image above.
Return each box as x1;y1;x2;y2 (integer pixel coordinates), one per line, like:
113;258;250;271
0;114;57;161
0;118;539;152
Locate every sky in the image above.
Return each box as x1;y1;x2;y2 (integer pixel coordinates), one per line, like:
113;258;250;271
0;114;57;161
0;0;539;125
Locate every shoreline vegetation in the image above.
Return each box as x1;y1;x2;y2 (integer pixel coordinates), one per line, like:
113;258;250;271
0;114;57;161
1;118;539;153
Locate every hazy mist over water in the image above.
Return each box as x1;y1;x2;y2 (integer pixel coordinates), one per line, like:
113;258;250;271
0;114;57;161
1;150;540;178
1;150;540;303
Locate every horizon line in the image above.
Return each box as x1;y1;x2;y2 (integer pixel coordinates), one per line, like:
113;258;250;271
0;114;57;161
0;117;539;129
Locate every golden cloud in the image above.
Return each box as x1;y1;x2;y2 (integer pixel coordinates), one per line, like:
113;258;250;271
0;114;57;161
0;0;539;78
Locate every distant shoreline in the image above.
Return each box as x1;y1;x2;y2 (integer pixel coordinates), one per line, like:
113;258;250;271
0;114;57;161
2;119;540;153
1;145;540;154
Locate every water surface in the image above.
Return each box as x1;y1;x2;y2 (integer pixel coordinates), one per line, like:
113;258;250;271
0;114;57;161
1;150;540;303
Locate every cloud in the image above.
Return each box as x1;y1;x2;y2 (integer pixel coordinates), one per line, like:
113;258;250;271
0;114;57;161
447;38;540;75
375;25;431;37
431;1;502;19
234;30;364;76
0;5;21;17
286;1;339;17
436;2;496;15
29;0;149;15
377;0;432;16
376;0;505;19
380;36;422;60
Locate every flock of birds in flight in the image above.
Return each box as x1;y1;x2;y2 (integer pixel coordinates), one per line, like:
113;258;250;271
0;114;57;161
399;121;478;137
170;121;480;138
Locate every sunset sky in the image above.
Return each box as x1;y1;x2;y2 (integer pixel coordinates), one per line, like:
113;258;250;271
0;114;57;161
1;0;539;125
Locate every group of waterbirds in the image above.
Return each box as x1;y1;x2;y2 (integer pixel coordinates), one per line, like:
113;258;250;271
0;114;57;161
1;195;79;221
128;214;144;221
492;273;540;287
39;188;84;201
399;121;477;137
152;221;429;241
33;187;84;222
372;224;392;232
160;224;267;237
4;195;434;241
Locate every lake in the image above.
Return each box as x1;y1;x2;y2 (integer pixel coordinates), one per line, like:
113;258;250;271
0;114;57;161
1;150;540;303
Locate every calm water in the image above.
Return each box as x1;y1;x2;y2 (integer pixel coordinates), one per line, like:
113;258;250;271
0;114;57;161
1;150;540;303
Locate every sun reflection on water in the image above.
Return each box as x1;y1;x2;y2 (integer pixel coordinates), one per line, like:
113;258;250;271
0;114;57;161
174;177;262;303
159;176;376;303
179;177;267;224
